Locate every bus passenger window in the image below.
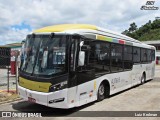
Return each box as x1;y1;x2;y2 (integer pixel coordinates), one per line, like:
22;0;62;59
124;45;133;70
133;47;140;63
151;50;155;61
111;43;123;72
141;49;147;63
147;49;152;62
89;41;110;74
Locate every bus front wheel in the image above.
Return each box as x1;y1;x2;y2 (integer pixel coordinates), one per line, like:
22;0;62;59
97;83;105;101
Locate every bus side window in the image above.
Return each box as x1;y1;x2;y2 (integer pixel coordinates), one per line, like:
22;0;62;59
147;49;152;62
111;43;123;72
124;45;133;69
141;48;147;63
133;47;140;63
151;50;155;61
89;41;110;73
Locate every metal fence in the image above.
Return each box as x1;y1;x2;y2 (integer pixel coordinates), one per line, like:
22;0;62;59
0;47;10;68
0;47;18;92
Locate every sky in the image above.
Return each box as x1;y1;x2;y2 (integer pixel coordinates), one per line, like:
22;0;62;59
0;0;159;45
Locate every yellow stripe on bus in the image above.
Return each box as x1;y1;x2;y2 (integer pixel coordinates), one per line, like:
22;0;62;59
19;77;52;92
33;24;98;33
96;35;112;42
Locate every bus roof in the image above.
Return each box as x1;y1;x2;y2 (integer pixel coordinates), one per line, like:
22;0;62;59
34;24;140;42
33;24;155;49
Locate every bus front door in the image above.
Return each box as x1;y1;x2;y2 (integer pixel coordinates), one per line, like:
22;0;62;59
76;68;95;106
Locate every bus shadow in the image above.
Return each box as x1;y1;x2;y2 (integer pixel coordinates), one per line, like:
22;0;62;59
12;100;96;117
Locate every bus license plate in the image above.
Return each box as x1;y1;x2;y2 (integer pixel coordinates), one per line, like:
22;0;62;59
28;97;36;103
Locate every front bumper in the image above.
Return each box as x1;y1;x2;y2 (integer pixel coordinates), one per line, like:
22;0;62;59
18;85;70;108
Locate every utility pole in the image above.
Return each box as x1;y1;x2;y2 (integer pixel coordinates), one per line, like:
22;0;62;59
15;51;19;94
7;66;10;93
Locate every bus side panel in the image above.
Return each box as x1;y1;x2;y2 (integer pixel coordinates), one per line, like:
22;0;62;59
146;63;154;80
151;61;156;79
67;86;77;108
132;65;141;86
76;80;97;106
105;72;132;95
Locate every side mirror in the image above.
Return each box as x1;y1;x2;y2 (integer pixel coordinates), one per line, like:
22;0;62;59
78;51;85;66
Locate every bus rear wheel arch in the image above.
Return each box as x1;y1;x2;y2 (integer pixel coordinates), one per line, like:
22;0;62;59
97;80;110;101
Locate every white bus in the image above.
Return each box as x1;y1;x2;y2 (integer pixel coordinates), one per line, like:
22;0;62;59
18;24;156;108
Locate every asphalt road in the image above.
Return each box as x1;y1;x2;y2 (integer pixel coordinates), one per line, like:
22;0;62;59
0;66;160;120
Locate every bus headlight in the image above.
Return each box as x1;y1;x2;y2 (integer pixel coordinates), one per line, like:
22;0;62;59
49;81;67;92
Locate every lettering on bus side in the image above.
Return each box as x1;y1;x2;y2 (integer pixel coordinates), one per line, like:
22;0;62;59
111;77;121;84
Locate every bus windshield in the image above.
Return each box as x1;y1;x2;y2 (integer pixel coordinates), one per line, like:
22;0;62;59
21;34;67;76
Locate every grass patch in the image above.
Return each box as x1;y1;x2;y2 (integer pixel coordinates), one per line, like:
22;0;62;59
0;91;19;103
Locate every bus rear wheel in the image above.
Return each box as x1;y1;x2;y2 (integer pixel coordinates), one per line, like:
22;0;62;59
97;83;105;101
141;73;146;84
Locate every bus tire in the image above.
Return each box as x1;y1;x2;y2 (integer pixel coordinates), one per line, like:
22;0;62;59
97;82;105;101
141;73;146;84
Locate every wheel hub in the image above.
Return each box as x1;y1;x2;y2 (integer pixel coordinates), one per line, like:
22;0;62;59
99;84;104;95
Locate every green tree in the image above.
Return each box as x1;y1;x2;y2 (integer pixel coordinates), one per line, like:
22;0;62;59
151;19;160;29
122;30;129;35
121;18;160;41
129;22;137;33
